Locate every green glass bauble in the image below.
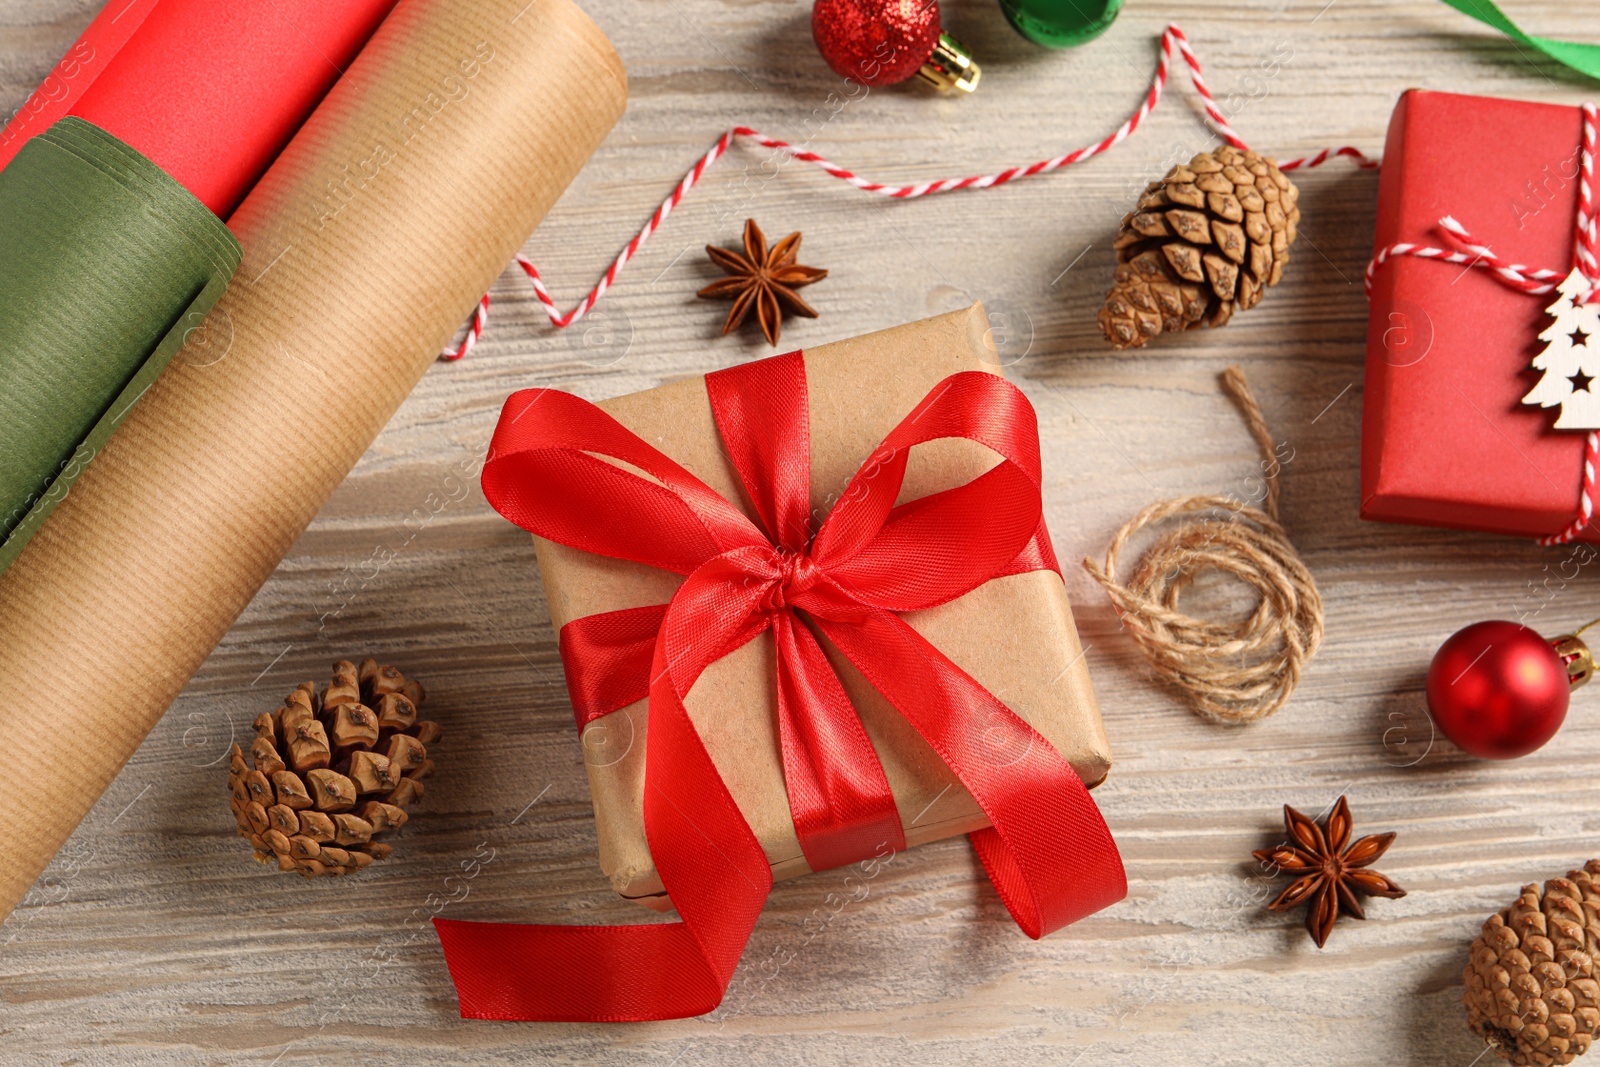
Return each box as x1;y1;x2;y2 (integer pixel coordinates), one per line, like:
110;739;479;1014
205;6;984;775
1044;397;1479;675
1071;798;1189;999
999;0;1122;48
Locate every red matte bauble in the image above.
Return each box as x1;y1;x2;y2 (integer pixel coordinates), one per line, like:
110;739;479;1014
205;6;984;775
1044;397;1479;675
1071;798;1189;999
812;0;941;86
1425;620;1570;759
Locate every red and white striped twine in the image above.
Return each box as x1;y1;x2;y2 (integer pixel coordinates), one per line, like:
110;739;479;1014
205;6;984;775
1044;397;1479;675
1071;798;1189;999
443;17;1595;547
1362;216;1569;298
1573;106;1600;548
440;22;1376;360
1556;437;1600;547
1580;102;1599;281
1364;104;1598;301
1364;102;1600;546
436;294;488;362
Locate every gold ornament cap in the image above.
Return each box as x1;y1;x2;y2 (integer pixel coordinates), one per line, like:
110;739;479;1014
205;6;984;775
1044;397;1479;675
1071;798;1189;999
1552;633;1595;691
916;33;981;93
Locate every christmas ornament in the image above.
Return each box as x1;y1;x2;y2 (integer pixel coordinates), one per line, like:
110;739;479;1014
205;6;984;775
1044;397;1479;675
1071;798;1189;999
1464;860;1600;1066
1084;366;1323;722
442;24;1375;359
1523;269;1600;430
228;659;440;877
1425;620;1594;760
999;0;1121;49
1099;145;1300;349
810;0;979;91
1251;796;1406;949
697;219;828;346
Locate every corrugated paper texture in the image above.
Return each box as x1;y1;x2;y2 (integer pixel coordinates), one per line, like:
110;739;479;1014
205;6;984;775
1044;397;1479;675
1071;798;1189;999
0;0;627;921
534;305;1112;903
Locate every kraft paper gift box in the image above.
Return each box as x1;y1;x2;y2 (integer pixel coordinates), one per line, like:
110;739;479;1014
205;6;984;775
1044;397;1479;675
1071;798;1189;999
528;303;1113;903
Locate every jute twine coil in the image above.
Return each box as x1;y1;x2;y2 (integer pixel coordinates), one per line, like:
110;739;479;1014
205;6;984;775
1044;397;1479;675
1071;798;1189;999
1083;366;1323;723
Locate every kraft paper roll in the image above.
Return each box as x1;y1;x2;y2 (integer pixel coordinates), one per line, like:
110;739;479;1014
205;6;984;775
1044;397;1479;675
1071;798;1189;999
0;0;626;922
0;118;240;567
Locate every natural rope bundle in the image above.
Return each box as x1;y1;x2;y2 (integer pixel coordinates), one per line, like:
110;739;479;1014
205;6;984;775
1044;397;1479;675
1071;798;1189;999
1083;366;1323;723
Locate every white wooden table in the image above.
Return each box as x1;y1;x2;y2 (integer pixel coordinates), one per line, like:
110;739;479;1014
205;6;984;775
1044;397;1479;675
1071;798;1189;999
3;0;1598;1062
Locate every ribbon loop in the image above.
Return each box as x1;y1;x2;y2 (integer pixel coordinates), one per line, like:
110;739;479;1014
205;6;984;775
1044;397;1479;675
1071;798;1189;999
484;388;763;574
705;352;815;550
814;371;1042;565
771;610;905;871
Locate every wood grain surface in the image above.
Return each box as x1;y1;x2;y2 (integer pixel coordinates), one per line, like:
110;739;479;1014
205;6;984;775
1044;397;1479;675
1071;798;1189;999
3;1;1599;1063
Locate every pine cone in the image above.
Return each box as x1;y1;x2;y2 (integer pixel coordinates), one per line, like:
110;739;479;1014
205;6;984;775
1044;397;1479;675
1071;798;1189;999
1464;861;1600;1066
227;659;439;877
1099;145;1300;350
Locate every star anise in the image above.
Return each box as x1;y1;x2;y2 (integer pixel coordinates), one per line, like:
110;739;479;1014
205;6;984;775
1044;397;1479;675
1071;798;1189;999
697;219;828;346
1251;795;1406;948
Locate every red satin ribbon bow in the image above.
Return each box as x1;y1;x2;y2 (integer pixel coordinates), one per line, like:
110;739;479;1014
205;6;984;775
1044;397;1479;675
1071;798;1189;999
436;351;1126;1022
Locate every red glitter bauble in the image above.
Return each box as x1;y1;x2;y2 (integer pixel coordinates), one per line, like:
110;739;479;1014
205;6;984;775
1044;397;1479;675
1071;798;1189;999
811;0;941;87
1425;620;1571;759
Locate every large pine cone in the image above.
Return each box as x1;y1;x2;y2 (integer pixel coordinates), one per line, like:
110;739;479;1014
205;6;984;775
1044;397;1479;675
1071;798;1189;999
227;659;439;877
1464;861;1600;1066
1098;145;1299;350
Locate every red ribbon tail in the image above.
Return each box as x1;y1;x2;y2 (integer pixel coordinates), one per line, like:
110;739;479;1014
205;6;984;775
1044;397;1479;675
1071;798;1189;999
812;608;1126;937
436;626;773;1022
434;919;727;1022
772;612;906;872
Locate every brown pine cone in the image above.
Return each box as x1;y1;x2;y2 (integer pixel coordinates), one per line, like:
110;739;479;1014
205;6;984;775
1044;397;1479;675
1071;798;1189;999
1099;145;1299;350
227;659;439;877
1464;860;1600;1066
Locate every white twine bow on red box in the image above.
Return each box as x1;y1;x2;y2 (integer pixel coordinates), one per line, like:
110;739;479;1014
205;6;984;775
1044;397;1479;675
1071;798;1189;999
1365;103;1600;546
438;23;1374;361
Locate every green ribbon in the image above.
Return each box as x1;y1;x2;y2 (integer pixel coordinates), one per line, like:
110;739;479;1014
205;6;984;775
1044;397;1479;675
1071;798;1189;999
0;117;240;574
1440;0;1600;81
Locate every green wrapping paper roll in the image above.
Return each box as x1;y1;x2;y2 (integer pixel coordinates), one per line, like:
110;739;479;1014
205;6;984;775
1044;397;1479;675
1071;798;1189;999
0;117;240;570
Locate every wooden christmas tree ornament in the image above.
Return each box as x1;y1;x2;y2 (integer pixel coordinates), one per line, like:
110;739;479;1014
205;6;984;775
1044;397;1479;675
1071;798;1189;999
1522;269;1600;430
1099;145;1300;350
1465;860;1600;1066
227;659;439;877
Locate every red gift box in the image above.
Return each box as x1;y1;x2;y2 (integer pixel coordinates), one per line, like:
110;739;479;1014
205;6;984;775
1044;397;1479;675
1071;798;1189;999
1362;89;1595;541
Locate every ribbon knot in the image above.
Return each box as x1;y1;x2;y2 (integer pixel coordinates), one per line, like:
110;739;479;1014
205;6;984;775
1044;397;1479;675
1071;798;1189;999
436;350;1126;1022
754;545;819;613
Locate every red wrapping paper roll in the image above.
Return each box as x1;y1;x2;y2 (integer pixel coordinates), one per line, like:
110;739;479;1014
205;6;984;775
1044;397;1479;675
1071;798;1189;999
65;0;398;217
0;0;160;173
